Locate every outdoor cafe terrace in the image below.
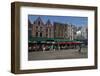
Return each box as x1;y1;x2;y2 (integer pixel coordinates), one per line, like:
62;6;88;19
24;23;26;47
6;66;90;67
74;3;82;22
28;37;83;45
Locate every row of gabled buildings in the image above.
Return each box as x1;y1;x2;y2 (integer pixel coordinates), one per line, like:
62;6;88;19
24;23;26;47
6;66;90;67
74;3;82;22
28;17;88;40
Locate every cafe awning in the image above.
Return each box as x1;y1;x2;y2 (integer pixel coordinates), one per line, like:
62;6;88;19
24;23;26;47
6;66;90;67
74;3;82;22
29;37;83;44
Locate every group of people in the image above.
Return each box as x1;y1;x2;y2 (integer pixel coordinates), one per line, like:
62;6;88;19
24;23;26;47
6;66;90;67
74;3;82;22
29;43;83;53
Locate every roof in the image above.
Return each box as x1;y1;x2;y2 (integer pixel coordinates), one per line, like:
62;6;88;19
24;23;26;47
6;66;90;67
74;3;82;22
46;19;52;25
34;17;44;25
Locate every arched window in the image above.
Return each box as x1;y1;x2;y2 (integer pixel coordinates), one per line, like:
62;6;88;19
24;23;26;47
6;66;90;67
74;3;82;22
36;32;38;37
40;32;42;37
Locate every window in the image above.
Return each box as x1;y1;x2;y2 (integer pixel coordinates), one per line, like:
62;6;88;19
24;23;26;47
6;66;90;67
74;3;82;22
49;28;51;32
46;34;48;37
40;27;42;31
40;32;42;37
46;28;48;32
36;26;38;30
36;32;38;37
34;21;36;24
38;21;40;25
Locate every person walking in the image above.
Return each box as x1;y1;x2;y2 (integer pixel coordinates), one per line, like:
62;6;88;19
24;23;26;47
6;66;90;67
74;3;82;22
78;44;81;53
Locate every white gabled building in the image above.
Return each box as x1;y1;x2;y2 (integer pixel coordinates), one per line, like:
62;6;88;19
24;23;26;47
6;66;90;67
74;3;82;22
76;25;88;40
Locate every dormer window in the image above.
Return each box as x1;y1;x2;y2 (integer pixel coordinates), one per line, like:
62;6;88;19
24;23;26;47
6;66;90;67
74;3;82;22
38;21;40;25
34;21;36;24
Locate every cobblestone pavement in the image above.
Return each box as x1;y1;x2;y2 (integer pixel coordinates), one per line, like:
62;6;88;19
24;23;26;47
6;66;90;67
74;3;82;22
28;48;88;60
